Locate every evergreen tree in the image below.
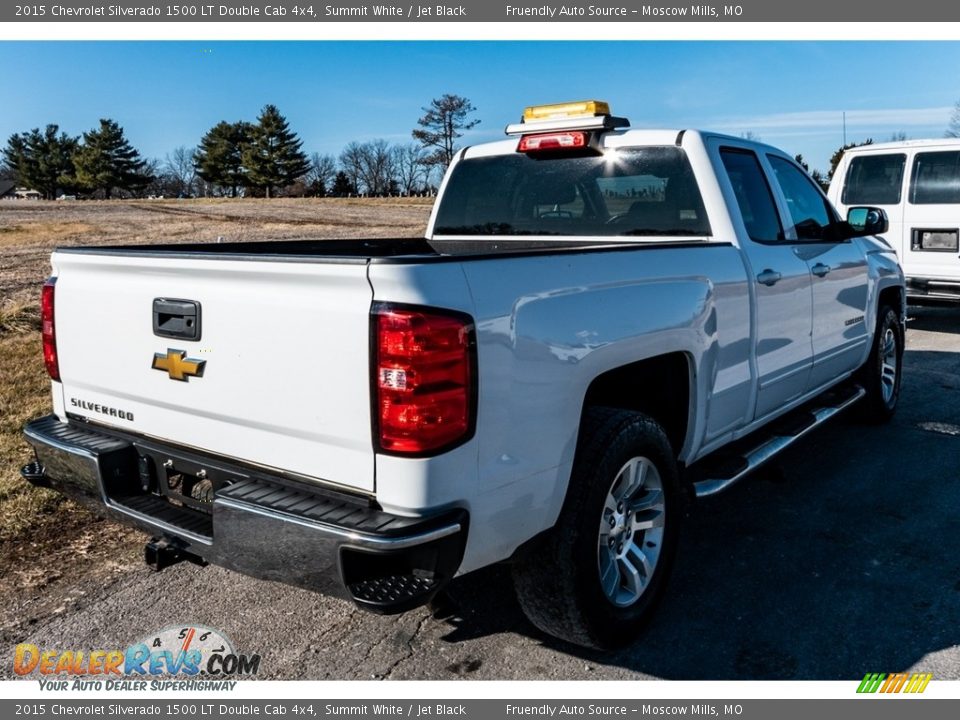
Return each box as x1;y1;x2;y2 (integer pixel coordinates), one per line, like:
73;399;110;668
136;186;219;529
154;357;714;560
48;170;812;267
72;119;152;198
242;105;309;198
412;94;479;168
331;171;356;197
794;154;827;191
2;133;28;182
194;121;253;197
828;139;874;181
811;169;828;192
2;125;78;199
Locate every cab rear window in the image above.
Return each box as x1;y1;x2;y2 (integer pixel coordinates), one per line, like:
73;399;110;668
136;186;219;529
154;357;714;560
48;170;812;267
433;146;711;237
841;154;906;205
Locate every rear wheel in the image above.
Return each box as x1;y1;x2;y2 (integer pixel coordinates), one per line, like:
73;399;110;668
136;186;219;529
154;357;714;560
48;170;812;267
512;407;681;649
858;305;903;423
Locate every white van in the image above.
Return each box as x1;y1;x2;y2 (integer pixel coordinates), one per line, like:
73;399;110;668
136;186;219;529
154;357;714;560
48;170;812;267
829;139;960;301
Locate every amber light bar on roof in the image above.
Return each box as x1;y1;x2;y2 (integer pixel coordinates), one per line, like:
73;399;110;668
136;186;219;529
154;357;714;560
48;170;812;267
523;100;612;122
505;100;629;137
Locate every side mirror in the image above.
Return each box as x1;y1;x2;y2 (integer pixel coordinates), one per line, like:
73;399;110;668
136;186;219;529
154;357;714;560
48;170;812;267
846;206;889;236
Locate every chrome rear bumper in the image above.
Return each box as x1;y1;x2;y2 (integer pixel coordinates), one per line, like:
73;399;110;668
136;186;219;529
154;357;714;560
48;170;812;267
22;415;466;613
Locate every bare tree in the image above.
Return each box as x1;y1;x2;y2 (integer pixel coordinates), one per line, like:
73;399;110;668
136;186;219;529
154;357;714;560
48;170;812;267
362;139;396;195
948;100;960;138
164;145;197;197
305;152;337;196
338;142;365;195
340;140;396;196
392;143;428;196
139;158;164;198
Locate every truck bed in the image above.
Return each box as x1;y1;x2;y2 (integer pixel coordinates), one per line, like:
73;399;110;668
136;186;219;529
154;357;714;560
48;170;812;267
56;236;713;262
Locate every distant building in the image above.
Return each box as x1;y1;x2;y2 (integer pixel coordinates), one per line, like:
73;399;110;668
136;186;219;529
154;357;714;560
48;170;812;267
0;182;42;200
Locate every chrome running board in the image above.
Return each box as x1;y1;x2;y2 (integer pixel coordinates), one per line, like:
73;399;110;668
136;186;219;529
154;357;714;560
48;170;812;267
692;385;866;498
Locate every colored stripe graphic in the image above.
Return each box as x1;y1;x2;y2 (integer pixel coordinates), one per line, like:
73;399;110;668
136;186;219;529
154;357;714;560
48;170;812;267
857;673;886;693
905;673;933;694
882;673;907;693
857;672;931;694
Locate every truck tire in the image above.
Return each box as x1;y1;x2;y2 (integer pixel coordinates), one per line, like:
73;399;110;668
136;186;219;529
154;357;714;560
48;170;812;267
857;305;903;423
511;407;681;649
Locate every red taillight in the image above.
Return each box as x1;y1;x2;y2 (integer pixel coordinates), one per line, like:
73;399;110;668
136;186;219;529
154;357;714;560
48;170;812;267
41;277;59;381
517;131;587;152
374;305;475;455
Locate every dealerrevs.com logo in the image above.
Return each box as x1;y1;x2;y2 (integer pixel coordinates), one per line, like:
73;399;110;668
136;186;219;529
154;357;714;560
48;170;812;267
14;625;261;691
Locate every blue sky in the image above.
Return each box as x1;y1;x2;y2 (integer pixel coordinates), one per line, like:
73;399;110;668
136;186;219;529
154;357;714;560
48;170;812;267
1;41;958;173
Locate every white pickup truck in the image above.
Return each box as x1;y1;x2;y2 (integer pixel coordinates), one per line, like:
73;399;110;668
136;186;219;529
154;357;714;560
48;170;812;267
22;101;905;649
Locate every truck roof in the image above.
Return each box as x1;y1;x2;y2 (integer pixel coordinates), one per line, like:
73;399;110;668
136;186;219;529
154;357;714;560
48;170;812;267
840;137;960;153
463;127;784;159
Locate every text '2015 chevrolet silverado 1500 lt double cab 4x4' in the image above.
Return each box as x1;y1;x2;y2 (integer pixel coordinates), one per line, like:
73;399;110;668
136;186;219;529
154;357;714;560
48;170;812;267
21;101;905;649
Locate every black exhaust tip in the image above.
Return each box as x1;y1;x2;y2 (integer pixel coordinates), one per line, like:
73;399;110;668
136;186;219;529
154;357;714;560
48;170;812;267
20;461;49;487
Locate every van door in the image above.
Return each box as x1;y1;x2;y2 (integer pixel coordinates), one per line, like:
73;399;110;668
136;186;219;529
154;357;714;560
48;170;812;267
716;146;814;420
901;149;960;292
767;154;870;390
834;151;907;258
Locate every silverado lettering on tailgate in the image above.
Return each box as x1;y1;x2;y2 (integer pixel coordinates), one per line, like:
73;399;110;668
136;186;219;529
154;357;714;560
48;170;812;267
69;397;135;421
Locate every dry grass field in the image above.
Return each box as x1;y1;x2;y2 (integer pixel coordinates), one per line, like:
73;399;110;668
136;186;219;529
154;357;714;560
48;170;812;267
0;197;431;621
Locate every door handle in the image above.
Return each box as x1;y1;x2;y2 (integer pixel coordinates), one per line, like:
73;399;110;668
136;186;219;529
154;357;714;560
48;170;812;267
153;298;201;341
757;269;782;286
811;263;831;278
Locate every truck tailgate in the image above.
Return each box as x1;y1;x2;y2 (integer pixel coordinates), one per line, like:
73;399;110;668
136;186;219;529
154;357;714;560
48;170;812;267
51;251;375;493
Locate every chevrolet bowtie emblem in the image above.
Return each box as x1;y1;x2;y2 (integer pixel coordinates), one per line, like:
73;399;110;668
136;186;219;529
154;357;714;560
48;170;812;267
152;349;206;382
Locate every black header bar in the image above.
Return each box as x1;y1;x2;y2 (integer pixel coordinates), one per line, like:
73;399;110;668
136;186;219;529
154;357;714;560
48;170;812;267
2;1;949;23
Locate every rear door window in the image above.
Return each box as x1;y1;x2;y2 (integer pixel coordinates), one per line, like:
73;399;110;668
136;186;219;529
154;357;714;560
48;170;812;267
719;148;784;243
910;151;960;204
841;154;906;205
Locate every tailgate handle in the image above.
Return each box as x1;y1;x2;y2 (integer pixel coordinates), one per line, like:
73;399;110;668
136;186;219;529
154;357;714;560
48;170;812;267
153;298;201;341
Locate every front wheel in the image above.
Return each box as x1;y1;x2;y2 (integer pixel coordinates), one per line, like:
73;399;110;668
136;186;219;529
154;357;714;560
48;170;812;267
857;305;903;423
512;408;682;649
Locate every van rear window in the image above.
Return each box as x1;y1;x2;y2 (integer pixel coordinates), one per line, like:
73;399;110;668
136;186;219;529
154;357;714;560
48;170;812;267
841;154;906;205
910;151;960;204
433;146;711;237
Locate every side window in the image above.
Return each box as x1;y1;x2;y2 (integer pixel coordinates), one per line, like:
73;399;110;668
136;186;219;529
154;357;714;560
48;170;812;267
768;155;833;241
841;154;906;205
910;151;960;204
720;148;783;243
